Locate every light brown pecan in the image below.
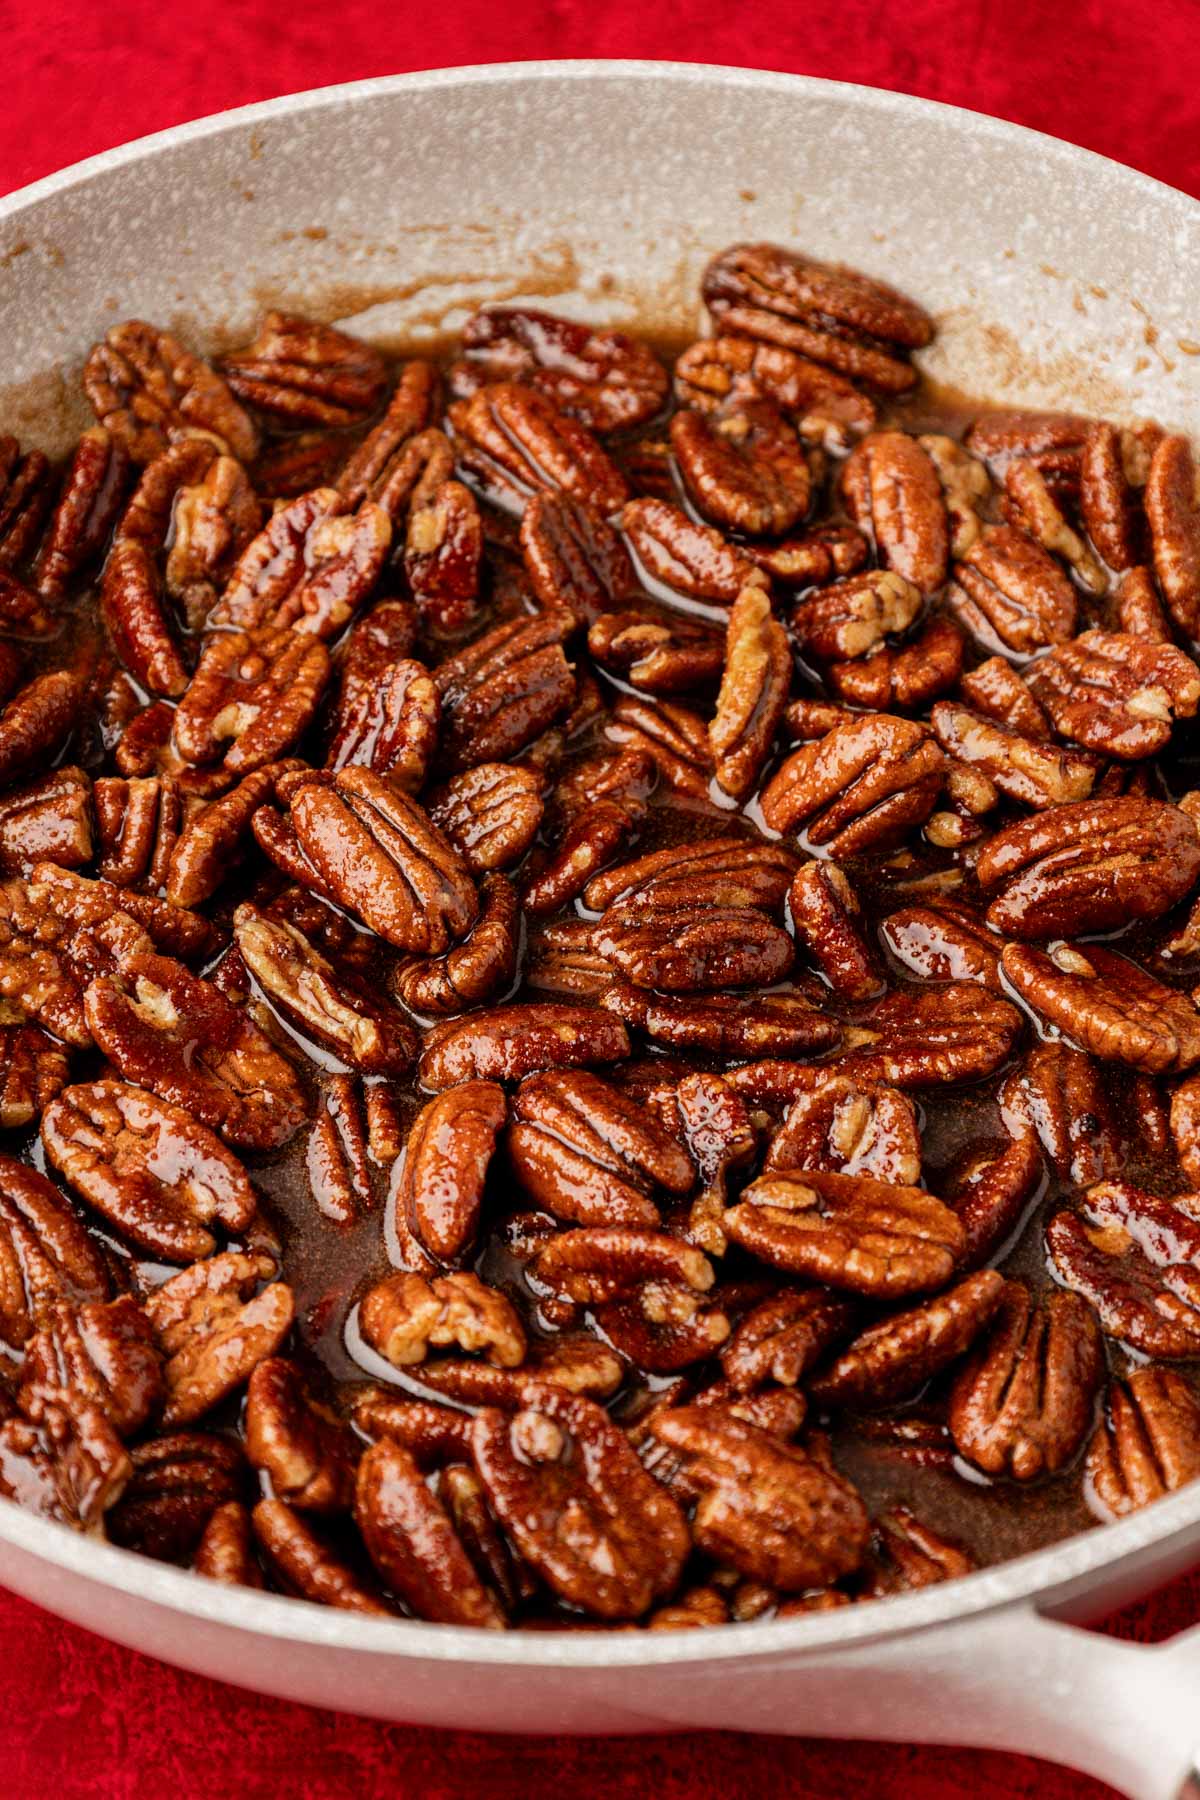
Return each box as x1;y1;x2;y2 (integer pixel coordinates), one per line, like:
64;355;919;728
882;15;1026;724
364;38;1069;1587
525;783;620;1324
759;713;945;858
1080;421;1149;571
173;625;330;775
594;901;793;993
725;1170;965;1298
99;539;188;698
145;1251;294;1425
107;1433;246;1560
653;1406;870;1589
393;871;518;1017
0;767;92;877
244;1357;356;1512
949;1282;1103;1481
828;613;964;712
473;1383;689;1618
387;1081;506;1267
222;314;387;425
428;762;545;874
588;607;724;695
432;612;576;774
763;1071;921;1186
810;1270;1005;1408
252;1498;390;1613
207;488;390;639
41;1079;258;1263
721;1289;856;1393
0;1026;70;1130
1145;434;1200;638
707;585;791;801
83;320;258;464
520;492;641;622
671;404;811;537
599;983;841;1059
1003;459;1106;592
999;1040;1118;1184
194;1501;263;1586
702;243;933;392
918;435;990;557
509;1069;693;1228
0;669;82;788
1117;566;1173;642
788;862;882;1000
451;382;627;514
1170;1074;1200;1185
840;431;948;595
745;522;869;588
583;834;797;915
453;307;668;432
354;1439;505;1626
0;1154;109;1351
84;950;307;1149
166;454;263;628
674;335;876;449
949;524;1076;654
1047;1181;1200;1357
0;436;52;572
1026;630;1200;759
33;427;131;600
19;1293;163;1439
929;702;1097;809
605;694;714;798
1086;1369;1200;1519
947;1133;1048;1270
835;982;1022;1088
1001;941;1200;1073
419;1002;629;1091
880;898;1003;991
619;496;759;605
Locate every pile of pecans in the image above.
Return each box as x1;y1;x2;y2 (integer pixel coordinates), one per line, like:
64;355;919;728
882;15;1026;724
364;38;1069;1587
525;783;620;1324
0;240;1199;1628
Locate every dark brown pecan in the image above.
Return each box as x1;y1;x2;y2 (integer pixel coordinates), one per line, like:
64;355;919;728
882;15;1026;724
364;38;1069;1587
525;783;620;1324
880;898;1003;991
619;497;759;605
674;335;876;449
393;871;518;1016
208;488;390;639
509;1069;693;1228
835;982;1022;1088
0;1154;109;1351
387;1081;506;1267
194;1501;262;1585
596;1278;731;1374
0;436;52;572
326;657;439;791
41;1079;257;1262
1087;1369;1200;1518
964;410;1090;487
653;1406;870;1589
411;1335;624;1410
520;492;641;623
584;834;797;915
863;1507;973;1596
600;983;840;1058
949;524;1076;654
432;613;576;774
605;694;714;799
404;477;483;634
1026;631;1200;759
709;584;792;801
84;950;307;1149
286;766;477;954
670;404;811;537
19;1293;163;1439
840;431;948;595
32;860;216;966
453;307;668;432
944;1133;1045;1270
1001;941;1200;1074
949;1282;1103;1481
0;570;55;636
526;919;614;998
351;1393;477;1464
788;862;882;1000
721;1289;856;1393
244;1358;355;1512
763;1071;921;1185
0;669;82;787
473;1383;689;1618
361;1269;525;1370
335;361;439;504
999;1041;1119;1184
702;243;933;392
419;1003;629;1091
451;382;627;514
929;702;1097;809
1080;421;1148;570
0;1026;70;1130
588;607;724;695
252;1498;390;1613
304;1075;376;1226
222;314;387;425
1047;1181;1200;1356
428;762;545;874
522;802;639;918
670;1071;757;1254
354;1439;505;1626
99;539;188;698
107;1433;246;1559
145;1251;294;1425
1002;459;1106;592
33;427;131;600
977;798;1200;939
161;766;272;907
1145;434;1200;638
174;625;330;775
760;713;945;858
829;614;964;711
83;320;258;464
725;1170;965;1298
594;901;793;993
166;454;263;628
810;1270;1005;1409
0;767;92;877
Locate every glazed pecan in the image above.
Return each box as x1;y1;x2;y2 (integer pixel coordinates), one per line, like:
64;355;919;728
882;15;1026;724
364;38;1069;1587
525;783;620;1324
835;983;1023;1088
472;1384;689;1618
605;694;714;799
1047;1181;1200;1357
100;539;188;698
0;669;82;788
583;834;797;915
670;404;811;537
597;1277;732;1374
960;654;1051;737
1087;1369;1200;1518
1144;434;1200;638
964;410;1090;487
588;607;724;695
651;1407;870;1590
388;1081;506;1267
145;1251;294;1425
207;488;390;639
530;1226;712;1307
880;898;1003;991
173;625;330;775
451;382;627;513
222;314;387;425
405;477;483;634
0;767;93;877
19;1293;163;1439
1170;1074;1200;1185
336;361;439;505
599;984;840;1059
619;496;759;605
33;427;131;600
746;522;869;588
0;569;55;636
788;862;882;1000
413;1335;624;1410
525;919;614;998
419;1003;629;1090
702;243;933;392
520;492;641;623
41;1079;258;1262
509;1069;693;1228
161;767;273;907
725;1170;965;1297
0;1026;70;1130
83;320;258;464
1026;631;1200;759
0;436;52;572
949;1283;1103;1481
708;584;792;801
1001;941;1200;1074
326;657;439;790
918;435;990;557
166;454;263;628
432;612;576;774
522;802;639;918
1117;566;1173;642
252;1498;389;1613
355;1439;505;1626
393;872;518;1017
946;1133;1047;1270
671;1070;757;1253
83;950;307;1149
929;702;1096;810
674;335;876;449
759;713;945;858
453;306;668;432
999;1041;1118;1184
112;433;218;556
305;1077;374;1227
949;524;1076;654
840;431;948;595
720;1289;856;1393
829;613;964;712
1003;459;1105;592
244;1358;356;1512
0;1155;109;1351
763;1071;921;1186
810;1270;1005;1409
107;1432;246;1559
427;762;545;874
863;1508;973;1596
362;1269;525;1370
594;901;793;992
193;1501;262;1585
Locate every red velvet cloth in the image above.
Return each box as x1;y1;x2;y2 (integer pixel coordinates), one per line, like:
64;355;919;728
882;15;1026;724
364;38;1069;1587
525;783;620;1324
3;5;1200;1794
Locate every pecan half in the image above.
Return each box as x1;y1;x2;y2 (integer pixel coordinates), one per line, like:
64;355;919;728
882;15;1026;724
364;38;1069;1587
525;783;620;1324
252;1498;389;1613
720;1290;856;1393
947;1134;1047;1270
0;767;93;877
835;984;1022;1088
107;1432;246;1560
1080;421;1148;571
1001;942;1200;1073
999;1041;1119;1184
509;1069;693;1228
326;657;439;791
520;491;640;622
674;336;876;449
619;497;759;605
194;1502;262;1585
145;1252;294;1425
451;383;627;514
1047;1181;1200;1356
530;1226;713;1305
20;1293;163;1439
393;871;518;1017
949;524;1076;654
453;307;668;432
880;898;1003;992
0;1026;70;1131
166;454;263;628
746;522;869;588
354;1439;505;1626
388;1081;506;1267
919;435;990;557
1026;631;1200;759
759;713;945;858
0;436;52;572
1087;1369;1200;1518
336;361;439;504
83;320;258;464
671;404;811;537
361;1269;525;1370
763;1071;921;1185
810;1270;1005;1408
788;862;882;1000
1145;434;1200;638
522;802;640;917
929;702;1096;810
222;314;387;425
100;539;188;698
709;584;792;801
208;488;390;639
583;834;797;915
599;984;840;1058
960;654;1052;737
840;431;948;595
0;669;82;788
34;428;131;600
244;1358;356;1512
1003;460;1105;593
863;1508;973;1596
829;614;964;712
419;1003;629;1091
594;901;793;993
0;1154;109;1351
174;625;330;775
588;607;724;695
428;762;545;874
605;694;714;799
433;612;576;774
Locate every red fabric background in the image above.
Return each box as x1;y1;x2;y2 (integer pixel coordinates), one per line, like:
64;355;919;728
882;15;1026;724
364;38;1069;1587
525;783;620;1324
3;3;1200;1795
